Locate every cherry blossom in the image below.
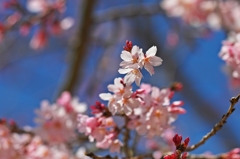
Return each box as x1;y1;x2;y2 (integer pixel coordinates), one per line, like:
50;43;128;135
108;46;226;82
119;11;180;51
141;46;163;75
34;101;76;143
119;41;162;86
100;77;140;115
127;84;185;138
219;32;240;86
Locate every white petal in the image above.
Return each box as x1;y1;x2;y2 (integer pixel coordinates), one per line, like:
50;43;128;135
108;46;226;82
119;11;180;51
149;56;163;66
120;61;132;68
131;45;140;55
118;68;132;74
99;93;112;100
121;50;132;61
107;84;118;93
146;46;157;57
114;77;122;87
124;73;136;86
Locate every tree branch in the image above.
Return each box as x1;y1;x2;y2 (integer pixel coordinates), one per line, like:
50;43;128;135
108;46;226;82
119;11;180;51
123;115;132;157
93;3;165;23
188;154;223;159
186;94;240;151
85;152;153;159
59;0;96;95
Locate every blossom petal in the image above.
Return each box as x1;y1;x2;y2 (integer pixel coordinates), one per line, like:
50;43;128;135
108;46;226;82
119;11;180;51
146;46;157;57
124;73;135;86
99;93;112;101
144;62;154;76
118;68;132;74
149;56;163;66
121;50;132;61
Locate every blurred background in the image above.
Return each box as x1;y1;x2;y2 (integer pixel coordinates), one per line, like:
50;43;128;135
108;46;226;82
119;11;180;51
0;0;239;155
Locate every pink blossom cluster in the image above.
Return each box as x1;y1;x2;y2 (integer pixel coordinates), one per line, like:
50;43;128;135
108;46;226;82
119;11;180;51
118;41;163;86
77;106;123;153
0;119;89;159
127;84;185;138
98;42;185;139
0;0;72;49
219;33;240;86
34;91;87;144
161;0;240;31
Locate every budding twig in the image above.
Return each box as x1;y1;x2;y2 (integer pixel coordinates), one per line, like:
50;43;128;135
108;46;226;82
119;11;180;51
186;94;240;151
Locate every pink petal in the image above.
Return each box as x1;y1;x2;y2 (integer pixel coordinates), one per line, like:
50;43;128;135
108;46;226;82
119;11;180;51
149;56;163;66
144;62;155;76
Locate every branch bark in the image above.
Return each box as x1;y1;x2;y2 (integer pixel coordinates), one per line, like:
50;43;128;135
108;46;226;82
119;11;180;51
93;3;165;23
59;0;96;95
186;94;240;151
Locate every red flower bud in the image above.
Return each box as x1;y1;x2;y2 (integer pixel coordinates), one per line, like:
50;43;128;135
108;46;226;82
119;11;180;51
123;40;133;52
183;137;190;147
181;152;187;159
173;134;182;147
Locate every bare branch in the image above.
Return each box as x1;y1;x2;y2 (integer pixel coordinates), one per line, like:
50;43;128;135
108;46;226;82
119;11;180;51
186;94;240;151
93;3;165;23
59;0;96;95
85;152;153;159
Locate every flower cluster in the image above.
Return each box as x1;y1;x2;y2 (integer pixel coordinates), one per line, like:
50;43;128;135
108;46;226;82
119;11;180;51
161;0;240;31
118;41;163;86
34;91;87;144
219;32;240;86
77;103;123;153
0;119;88;159
127;84;185;138
0;0;72;49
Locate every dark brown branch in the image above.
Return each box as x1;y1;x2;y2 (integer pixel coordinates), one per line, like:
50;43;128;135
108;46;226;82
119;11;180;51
85;152;153;159
93;3;165;23
123;115;132;157
186;94;240;151
59;0;96;95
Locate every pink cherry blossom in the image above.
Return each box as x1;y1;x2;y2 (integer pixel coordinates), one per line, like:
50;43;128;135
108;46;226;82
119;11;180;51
219;32;240;86
120;45;143;69
118;68;143;86
141;46;163;75
34;100;77;144
100;77;140;115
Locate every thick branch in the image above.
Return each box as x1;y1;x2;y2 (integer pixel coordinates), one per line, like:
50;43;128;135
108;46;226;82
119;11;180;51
186;94;240;151
93;3;165;23
59;0;96;95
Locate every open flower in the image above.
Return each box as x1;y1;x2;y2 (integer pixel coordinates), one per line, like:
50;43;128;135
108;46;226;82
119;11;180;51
141;46;163;75
118;68;143;86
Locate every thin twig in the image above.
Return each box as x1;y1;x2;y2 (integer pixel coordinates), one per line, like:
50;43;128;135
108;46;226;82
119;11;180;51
123;115;132;157
188;154;224;159
85;152;153;159
186;94;240;151
93;3;165;23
